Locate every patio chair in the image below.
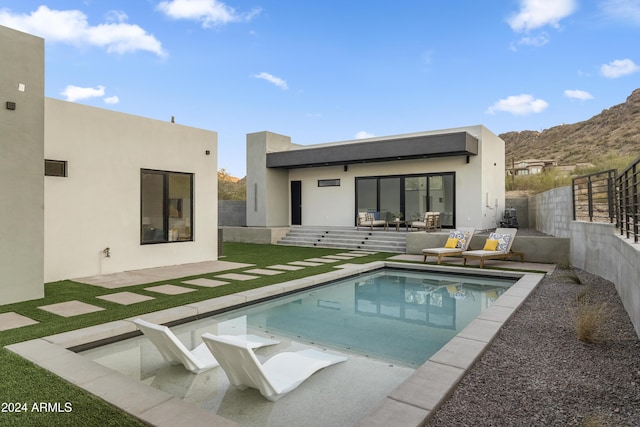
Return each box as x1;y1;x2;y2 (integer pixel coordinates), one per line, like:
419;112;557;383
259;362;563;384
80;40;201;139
422;227;475;264
411;212;441;232
201;333;347;401
356;211;386;230
461;228;520;268
133;318;279;374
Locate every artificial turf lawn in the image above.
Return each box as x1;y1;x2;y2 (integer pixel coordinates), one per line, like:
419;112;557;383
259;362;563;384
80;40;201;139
0;243;395;426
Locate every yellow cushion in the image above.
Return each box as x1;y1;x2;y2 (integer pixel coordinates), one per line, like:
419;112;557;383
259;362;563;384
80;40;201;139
483;239;499;251
444;238;458;249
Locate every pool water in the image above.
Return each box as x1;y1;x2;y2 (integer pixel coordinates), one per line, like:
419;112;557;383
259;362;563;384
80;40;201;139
80;267;518;426
214;268;515;367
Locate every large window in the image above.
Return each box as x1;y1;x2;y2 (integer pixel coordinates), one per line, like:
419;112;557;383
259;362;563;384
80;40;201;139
355;173;455;227
141;169;193;244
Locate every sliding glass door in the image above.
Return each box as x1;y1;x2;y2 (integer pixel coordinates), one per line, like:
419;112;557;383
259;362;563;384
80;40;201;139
355;173;455;227
379;177;401;220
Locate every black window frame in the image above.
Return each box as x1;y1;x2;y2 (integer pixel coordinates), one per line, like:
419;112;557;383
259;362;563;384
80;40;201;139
318;178;341;187
140;169;194;244
354;172;456;227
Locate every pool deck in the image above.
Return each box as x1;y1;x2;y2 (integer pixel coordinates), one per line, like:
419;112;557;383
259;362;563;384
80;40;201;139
6;260;548;426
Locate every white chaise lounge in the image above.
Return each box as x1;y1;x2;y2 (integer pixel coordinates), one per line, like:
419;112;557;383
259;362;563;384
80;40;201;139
461;228;521;268
133;318;279;374
201;333;347;401
422;227;475;264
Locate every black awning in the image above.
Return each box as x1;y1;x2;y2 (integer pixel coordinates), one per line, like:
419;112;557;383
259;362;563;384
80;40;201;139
266;131;478;168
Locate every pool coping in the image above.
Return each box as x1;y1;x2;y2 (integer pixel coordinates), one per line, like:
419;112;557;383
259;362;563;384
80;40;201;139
6;261;545;427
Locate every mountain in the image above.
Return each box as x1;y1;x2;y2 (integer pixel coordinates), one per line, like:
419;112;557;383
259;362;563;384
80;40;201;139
500;88;640;165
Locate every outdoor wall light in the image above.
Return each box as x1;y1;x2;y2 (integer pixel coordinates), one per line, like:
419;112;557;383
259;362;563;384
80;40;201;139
205;150;210;155
6;101;16;110
344;165;348;172
103;247;111;258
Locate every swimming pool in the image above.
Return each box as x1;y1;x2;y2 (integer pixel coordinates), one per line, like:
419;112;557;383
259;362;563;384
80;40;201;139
79;265;522;426
193;268;515;367
8;261;545;426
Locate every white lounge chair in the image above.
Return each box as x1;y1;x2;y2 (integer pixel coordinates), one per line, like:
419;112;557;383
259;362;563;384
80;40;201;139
133;318;279;374
461;228;520;268
201;333;347;401
422;227;475;264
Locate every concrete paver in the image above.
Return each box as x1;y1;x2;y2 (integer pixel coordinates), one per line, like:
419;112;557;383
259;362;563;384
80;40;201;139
215;273;259;281
75;260;255;288
0;312;38;331
266;264;305;271
289;261;323;267
182;278;230;288
305;257;339;263
38;300;105;317
97;291;155;305
242;268;284;276
144;284;197;295
322;255;356;260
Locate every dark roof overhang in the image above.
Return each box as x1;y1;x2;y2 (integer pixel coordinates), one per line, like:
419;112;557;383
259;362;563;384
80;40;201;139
266;131;478;169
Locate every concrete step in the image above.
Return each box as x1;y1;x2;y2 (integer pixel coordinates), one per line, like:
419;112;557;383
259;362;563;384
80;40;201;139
277;226;408;253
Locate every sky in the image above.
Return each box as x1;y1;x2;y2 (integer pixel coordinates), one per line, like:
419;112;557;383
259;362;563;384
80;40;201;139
1;0;639;177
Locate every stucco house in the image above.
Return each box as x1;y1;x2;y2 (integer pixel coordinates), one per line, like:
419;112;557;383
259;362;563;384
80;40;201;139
246;127;506;232
1;25;218;304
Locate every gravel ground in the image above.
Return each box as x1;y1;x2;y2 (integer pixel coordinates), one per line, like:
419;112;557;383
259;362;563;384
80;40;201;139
427;266;640;427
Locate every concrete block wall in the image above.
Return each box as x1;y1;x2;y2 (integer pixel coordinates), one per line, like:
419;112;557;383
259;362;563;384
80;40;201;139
528;186;573;238
219;200;247;226
570;222;640;338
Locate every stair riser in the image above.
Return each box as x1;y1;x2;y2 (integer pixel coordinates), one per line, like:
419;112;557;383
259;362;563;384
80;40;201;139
277;227;408;252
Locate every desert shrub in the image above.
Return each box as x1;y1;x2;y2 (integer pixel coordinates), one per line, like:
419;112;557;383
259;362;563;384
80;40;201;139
569;291;610;343
506;169;572;194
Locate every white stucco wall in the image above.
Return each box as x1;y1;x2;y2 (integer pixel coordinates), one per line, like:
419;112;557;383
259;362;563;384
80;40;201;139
253;125;506;231
0;25;45;303
44;99;218;282
246;132;291;227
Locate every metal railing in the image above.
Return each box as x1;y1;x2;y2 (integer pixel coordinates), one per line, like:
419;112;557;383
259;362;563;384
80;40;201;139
618;155;640;243
572;169;618;225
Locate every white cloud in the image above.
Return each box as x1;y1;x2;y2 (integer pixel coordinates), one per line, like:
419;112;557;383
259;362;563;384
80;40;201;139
60;85;106;102
508;0;577;32
518;33;550;47
0;6;166;57
253;72;288;90
157;0;261;28
599;0;640;24
355;131;375;139
103;96;120;105
600;58;640;78
486;94;549;115
564;89;594;100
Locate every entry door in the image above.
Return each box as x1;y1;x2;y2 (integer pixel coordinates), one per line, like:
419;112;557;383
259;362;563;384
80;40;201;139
291;181;302;225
